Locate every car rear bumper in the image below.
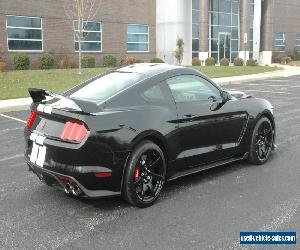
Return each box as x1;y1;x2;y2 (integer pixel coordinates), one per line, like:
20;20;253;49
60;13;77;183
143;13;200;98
26;158;121;198
24;126;131;194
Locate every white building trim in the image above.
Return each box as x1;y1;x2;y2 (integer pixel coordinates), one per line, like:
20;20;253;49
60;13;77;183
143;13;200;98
156;0;192;65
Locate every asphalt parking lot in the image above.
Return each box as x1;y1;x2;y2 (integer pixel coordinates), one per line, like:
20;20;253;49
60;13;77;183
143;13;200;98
0;76;300;250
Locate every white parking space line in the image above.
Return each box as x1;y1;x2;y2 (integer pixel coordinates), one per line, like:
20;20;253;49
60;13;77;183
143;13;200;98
264;79;290;82
245;90;292;95
0;114;26;124
0;154;24;163
263;84;288;87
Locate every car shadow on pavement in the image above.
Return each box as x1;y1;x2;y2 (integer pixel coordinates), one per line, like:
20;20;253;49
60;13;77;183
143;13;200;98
78;195;131;210
164;152;278;192
69;154;277;209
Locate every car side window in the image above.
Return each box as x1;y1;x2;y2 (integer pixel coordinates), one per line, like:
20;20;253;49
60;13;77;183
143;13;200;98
142;83;166;102
166;75;222;103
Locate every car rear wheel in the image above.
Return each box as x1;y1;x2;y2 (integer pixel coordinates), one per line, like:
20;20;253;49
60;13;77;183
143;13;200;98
248;117;274;165
122;141;166;208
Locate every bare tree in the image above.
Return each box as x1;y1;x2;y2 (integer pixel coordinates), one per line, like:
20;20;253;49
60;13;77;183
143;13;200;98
64;0;101;74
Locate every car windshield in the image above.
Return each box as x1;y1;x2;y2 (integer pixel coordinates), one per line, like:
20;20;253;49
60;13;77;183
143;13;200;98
70;71;142;102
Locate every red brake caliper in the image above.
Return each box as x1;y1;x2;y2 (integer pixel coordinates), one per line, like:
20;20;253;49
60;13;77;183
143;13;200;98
133;166;139;182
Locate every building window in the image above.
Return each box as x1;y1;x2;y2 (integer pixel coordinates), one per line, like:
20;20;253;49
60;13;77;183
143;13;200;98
274;32;286;52
73;21;102;52
127;24;149;52
209;0;240;63
6;15;43;51
296;34;300;50
192;0;200;59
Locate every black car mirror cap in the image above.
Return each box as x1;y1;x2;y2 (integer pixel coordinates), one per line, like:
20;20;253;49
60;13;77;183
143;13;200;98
210;91;231;111
222;90;232;102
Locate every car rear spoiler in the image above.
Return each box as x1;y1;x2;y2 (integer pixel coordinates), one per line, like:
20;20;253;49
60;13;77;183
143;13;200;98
28;88;100;113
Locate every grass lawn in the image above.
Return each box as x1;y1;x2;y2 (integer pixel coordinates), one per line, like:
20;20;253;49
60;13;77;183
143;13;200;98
0;65;279;100
192;66;279;78
0;68;111;100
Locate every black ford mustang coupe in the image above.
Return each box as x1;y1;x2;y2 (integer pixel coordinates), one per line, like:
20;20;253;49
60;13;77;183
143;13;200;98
24;64;275;207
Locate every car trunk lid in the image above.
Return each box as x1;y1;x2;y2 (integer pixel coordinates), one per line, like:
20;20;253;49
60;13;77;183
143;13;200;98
27;88;96;142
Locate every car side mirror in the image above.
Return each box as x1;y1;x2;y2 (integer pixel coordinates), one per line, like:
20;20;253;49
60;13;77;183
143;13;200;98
210;91;231;111
221;90;232;102
210;91;232;111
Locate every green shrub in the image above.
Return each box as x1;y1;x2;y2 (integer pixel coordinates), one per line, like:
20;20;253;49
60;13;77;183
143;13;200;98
0;56;7;72
58;57;76;68
135;59;144;63
150;57;164;63
205;57;215;66
220;58;230;66
280;56;292;65
246;58;258;66
13;53;30;70
58;56;68;69
56;55;77;69
66;58;77;68
121;56;135;66
292;50;300;60
38;53;55;69
103;55;117;67
192;57;201;66
81;55;95;68
286;56;292;64
273;53;293;64
233;57;244;66
0;62;7;72
272;55;281;64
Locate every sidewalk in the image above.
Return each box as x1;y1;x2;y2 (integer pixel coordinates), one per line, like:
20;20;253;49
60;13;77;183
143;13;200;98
1;64;300;113
214;64;300;85
0;97;32;112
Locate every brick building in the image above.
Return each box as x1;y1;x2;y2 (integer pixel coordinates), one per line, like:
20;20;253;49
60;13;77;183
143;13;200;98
0;0;300;67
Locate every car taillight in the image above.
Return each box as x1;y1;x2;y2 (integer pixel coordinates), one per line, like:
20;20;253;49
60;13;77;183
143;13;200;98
27;111;38;129
60;120;88;143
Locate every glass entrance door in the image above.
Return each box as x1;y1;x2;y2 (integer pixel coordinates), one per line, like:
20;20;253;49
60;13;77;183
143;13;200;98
218;33;231;63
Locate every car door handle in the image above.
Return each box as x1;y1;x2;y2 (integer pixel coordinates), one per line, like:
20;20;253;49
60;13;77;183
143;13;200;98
183;114;196;118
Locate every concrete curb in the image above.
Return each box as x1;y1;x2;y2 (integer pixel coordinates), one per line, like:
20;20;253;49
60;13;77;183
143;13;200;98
1;66;300;113
215;72;293;86
0;97;32;113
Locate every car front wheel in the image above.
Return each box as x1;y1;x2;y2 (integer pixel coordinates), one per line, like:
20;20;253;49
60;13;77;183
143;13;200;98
122;141;166;208
248;117;274;165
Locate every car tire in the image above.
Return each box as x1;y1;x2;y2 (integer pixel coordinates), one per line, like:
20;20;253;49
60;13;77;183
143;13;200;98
122;140;166;208
248;117;274;165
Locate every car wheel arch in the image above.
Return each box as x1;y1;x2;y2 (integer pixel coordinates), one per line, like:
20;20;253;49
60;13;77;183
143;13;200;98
244;110;275;153
120;132;168;196
254;110;275;131
129;131;168;162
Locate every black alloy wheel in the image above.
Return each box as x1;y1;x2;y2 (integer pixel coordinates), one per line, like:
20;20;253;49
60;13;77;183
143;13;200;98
123;141;166;207
248;117;274;165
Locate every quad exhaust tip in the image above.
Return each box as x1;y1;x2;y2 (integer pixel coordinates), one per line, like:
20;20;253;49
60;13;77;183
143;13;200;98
71;184;82;196
64;182;72;195
64;182;82;196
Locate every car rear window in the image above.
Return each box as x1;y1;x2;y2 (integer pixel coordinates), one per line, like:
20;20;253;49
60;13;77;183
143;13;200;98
69;71;142;102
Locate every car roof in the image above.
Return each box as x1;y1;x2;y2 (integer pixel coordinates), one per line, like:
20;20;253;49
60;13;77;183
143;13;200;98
116;63;184;78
